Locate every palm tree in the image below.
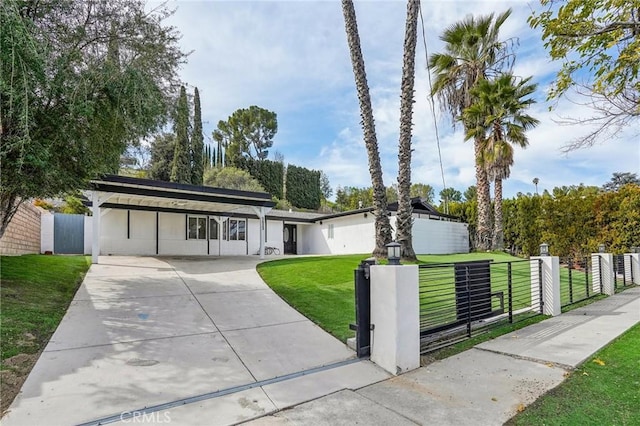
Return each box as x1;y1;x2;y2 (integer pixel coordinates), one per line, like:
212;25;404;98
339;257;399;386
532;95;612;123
396;0;420;261
464;74;540;250
428;10;513;251
341;0;392;257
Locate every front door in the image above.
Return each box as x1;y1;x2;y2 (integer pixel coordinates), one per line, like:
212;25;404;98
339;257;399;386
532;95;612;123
283;224;297;254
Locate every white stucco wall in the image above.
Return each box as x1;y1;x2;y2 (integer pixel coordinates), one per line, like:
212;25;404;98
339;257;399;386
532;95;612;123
83;215;92;255
100;209;158;255
305;214;376;255
247;219;283;256
410;217;469;254
40;212;54;253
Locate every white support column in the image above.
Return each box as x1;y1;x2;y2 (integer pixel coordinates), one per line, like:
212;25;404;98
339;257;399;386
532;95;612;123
369;264;420;375
531;256;561;316
624;253;640;285
252;206;272;260
91;191;112;264
591;253;615;296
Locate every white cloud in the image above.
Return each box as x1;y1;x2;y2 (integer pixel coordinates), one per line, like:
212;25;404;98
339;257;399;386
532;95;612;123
154;0;638;200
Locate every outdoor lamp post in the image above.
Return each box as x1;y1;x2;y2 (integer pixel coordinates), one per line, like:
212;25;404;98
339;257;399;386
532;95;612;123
386;241;401;265
598;243;606;253
540;243;549;256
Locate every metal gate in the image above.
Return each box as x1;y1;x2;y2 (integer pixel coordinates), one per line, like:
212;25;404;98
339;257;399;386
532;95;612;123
419;259;541;353
614;254;634;290
351;258;376;358
559;257;597;308
54;213;85;254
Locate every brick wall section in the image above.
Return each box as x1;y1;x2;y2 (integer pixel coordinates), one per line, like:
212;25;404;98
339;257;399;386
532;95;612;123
0;202;42;255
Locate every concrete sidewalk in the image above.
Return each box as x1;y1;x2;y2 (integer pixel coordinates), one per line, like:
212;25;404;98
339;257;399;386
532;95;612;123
245;287;640;426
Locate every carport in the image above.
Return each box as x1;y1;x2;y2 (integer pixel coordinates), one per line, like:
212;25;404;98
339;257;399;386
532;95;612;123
87;175;276;263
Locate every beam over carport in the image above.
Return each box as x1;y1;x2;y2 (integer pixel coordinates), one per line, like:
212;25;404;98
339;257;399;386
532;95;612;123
253;206;273;259
91;191;113;264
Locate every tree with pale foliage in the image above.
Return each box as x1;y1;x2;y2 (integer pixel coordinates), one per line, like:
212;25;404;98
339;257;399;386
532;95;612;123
529;0;640;150
410;183;435;204
203;167;265;193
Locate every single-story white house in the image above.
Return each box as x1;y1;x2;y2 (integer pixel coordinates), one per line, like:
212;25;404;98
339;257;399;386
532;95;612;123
42;175;468;262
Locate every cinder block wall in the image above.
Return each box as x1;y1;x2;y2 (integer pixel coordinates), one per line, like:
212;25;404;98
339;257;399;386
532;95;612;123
0;202;42;255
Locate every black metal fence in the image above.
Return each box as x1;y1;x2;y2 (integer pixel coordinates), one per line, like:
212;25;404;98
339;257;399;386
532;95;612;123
559;256;597;308
614;254;635;290
418;259;542;353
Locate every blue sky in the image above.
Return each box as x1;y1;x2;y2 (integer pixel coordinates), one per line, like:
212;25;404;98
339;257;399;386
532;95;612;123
153;0;639;200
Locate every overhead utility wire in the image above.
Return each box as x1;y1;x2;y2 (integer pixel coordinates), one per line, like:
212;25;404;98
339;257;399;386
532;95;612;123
418;3;449;214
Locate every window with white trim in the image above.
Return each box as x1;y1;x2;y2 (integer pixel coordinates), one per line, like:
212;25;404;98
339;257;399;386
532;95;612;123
328;223;334;239
188;216;207;240
225;219;246;241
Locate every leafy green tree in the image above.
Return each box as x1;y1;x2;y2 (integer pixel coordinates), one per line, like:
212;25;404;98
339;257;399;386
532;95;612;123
593;183;640;252
602;172;640;192
191;87;204;185
429;10;514;251
512;193;543;256
148;133;175;182
386;186;399;204
538;185;600;259
213;106;277;166
0;0;185;237
170;86;191;184
410;183;435;203
529;0;639;149
439;188;463;204
203;167;265;192
342;0;392;257
464;74;539;249
335;186;373;211
320;172;333;204
463;185;477;202
285;165;321;210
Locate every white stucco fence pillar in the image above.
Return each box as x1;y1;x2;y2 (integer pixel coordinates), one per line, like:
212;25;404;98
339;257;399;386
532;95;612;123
624;253;640;285
530;256;561;316
591;253;615;296
369;264;420;375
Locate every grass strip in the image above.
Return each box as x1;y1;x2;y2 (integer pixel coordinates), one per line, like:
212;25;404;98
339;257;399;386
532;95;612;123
1;255;91;361
506;323;640;426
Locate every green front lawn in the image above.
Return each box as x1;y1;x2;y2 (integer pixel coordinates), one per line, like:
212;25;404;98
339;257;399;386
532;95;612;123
506;323;640;425
1;255;91;361
256;252;524;342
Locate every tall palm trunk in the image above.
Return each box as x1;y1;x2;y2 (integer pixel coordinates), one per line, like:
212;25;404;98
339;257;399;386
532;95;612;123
342;0;392;257
396;0;419;261
492;177;504;250
475;137;492;250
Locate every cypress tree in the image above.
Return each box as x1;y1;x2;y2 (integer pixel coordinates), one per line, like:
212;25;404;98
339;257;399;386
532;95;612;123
170;86;191;183
191;87;204;185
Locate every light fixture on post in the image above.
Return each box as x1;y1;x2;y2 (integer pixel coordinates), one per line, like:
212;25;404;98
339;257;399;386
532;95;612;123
386;241;401;265
598;243;606;253
540;243;549;257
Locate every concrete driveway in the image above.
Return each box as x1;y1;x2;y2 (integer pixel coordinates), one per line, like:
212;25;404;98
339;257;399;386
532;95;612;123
3;256;388;426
